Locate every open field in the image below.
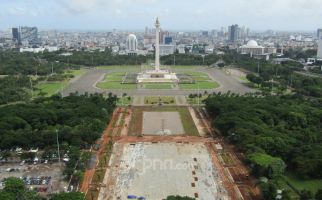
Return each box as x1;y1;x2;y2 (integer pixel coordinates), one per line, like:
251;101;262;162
142;112;185;135
64;69;87;77
36;69;87;97
143;83;173;89
128;106;199;136
187;95;209;105
36;82;67;97
96;72;137;89
99;142;228;200
283;173;322;194
144;96;175;105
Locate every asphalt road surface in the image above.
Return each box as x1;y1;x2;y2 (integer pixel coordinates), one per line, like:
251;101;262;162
62;67;255;97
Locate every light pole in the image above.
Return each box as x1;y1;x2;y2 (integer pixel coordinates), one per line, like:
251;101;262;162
56;129;61;166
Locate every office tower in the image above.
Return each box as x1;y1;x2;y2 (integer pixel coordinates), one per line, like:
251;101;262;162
12;28;20;43
228;24;239;43
317;29;322;59
19;26;38;45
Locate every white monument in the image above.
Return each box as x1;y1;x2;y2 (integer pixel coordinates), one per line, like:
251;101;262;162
137;18;178;83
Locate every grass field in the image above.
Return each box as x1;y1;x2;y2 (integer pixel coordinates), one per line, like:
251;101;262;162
283;173;322;194
97;72;137;89
36;82;67;97
129;106;199;136
187;95;209;104
144;96;175;105
64;69;87;77
116;96;132;106
36;69;86;97
143;84;173;89
177;70;220;90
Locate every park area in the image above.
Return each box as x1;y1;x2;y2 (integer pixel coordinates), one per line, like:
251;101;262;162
35;69;87;97
94;66;220;90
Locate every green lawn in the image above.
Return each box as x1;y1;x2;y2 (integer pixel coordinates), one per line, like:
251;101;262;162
283;173;322;194
240;76;250;82
187;95;208;104
144;96;175;105
97;72;136;89
64;69;87;77
144;84;173;89
117;96;133;106
36;82;67;97
180;82;220;90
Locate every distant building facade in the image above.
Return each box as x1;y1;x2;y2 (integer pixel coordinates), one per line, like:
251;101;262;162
239;40;276;60
159;44;175;56
317;29;322;59
19;26;38;45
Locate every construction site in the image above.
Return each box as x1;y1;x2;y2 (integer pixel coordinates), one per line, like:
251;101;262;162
82;106;261;200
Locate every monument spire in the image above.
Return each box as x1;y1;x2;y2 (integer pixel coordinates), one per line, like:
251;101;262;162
155;17;160;71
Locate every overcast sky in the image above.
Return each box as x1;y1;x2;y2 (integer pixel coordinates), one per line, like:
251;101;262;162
0;0;321;31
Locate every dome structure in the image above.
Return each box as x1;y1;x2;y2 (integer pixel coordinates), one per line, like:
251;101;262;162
247;40;258;47
126;34;138;52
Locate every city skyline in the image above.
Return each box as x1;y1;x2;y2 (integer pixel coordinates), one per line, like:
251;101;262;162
1;0;322;31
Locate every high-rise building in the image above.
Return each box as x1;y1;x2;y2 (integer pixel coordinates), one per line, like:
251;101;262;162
317;29;322;59
228;24;239;43
19;26;38;45
164;36;173;45
126;34;138;55
317;29;322;39
12;28;20;43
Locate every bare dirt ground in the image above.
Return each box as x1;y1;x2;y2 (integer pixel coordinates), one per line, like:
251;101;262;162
142;112;185;135
86;105;261;200
101;142;229;200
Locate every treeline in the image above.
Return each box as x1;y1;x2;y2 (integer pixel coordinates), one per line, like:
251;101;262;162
0;177;84;200
0;50;70;75
205;94;322;179
222;51;322;97
0;76;32;104
0;93;117;150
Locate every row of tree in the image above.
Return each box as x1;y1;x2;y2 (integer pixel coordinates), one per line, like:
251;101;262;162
0;93;117;150
0;177;84;200
205;94;322;179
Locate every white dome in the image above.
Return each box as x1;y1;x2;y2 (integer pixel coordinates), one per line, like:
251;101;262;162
247;40;258;47
128;34;137;40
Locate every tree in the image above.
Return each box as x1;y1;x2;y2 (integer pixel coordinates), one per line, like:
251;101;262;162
3;177;25;194
316;189;322;200
50;192;85;200
299;190;313;200
0;192;15;200
164;196;195;200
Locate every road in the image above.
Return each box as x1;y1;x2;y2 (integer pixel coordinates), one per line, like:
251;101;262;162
62;67;255;97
